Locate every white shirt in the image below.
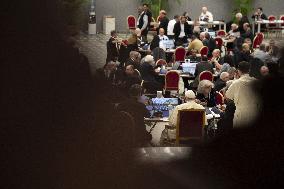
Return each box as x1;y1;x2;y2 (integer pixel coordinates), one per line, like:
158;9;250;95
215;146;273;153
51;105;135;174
199;11;213;22
225;74;260;128
179;23;185;38
137;11;148;30
158;35;169;49
167;19;176;35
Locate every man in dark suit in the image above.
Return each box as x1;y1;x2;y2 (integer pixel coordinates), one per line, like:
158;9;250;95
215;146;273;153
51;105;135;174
214;72;230;91
106;30;119;63
125;51;141;71
241;23;254;42
251;7;268;21
137;4;152;41
157;10;169;35
173;16;193;46
192;56;214;88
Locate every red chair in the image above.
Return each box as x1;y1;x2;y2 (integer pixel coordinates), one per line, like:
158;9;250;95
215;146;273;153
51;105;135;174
127;15;136;30
280;15;284;27
199;71;213;82
216;30;226;37
174;47;186;62
176;109;205;144
215;37;223;49
156;59;167;66
257;32;264;43
200;46;209;57
165;71;180;91
215;92;224;105
268;15;277;27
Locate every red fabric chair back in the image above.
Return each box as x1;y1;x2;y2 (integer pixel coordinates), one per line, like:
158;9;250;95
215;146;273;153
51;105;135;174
215;37;223;49
216;30;226;37
174;47;186;62
257;32;264;44
176;109;205;144
253;35;261;49
165;71;180;91
199;71;213;82
127;15;136;30
280;15;284;26
215;92;224;105
156;59;167;66
200;46;209;56
268;15;277;27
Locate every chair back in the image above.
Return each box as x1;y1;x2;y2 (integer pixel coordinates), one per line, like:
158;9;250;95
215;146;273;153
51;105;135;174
216;30;226;37
127;15;136;30
215;37;223;49
165;71;180;91
215;92;224;105
257;32;264;44
176;109;205;144
280;15;284;26
199;71;213;82
174;47;186;62
268;15;277;27
252;35;261;49
152;47;166;62
200;46;209;56
156;59;167;66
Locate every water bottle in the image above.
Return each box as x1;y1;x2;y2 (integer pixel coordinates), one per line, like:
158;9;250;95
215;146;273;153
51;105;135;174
168;104;173;116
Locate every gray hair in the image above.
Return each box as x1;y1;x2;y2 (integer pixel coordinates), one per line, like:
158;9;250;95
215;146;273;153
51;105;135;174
236;12;243;18
220;72;229;80
197;80;214;94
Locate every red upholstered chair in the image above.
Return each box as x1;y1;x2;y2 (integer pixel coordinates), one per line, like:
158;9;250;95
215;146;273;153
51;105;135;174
280;15;284;27
268;15;277;27
215;37;223;49
257;32;264;44
200;46;209;57
165;71;180;91
252;35;261;49
215;92;224;105
174;47;186;62
127;15;136;30
199;71;213;82
176;109;205;144
216;30;226;37
156;59;167;66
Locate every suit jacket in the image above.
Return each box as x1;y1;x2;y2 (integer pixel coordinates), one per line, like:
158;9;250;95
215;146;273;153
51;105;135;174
214;78;227;91
158;17;169;35
125;58;141;71
173;21;192;41
107;37;119;62
140;62;157;83
193;61;214;88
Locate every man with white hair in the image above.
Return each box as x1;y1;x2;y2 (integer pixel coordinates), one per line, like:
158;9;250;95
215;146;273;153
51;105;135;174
214;72;230;91
199;7;213;22
158;28;169;49
169;90;205;127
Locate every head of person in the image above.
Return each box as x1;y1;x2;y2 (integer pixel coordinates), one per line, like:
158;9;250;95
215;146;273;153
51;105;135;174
143;3;149;12
191;34;197;41
228;67;237;80
138;6;143;14
198;80;214;96
212;49;221;58
259;43;266;52
159;28;165;36
260;66;269;76
202;7;208;14
242;43;250;53
237;61;250;76
184;90;196;102
200;32;206;41
129;84;142;98
174;15;180;22
159;10;167;19
180;16;186;24
183;11;189;17
205;32;210;40
220;72;230;82
144;55;154;65
243;23;250;31
129;51;140;62
110;30;117;38
105;61;117;72
257;7;263;14
191;49;198;57
231;23;238;31
235;12;243;21
125;65;135;76
244;38;252;47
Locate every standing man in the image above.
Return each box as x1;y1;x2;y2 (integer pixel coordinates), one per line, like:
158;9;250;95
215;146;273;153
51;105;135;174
157;10;169;35
137;4;152;42
225;61;260;128
173;16;192;46
167;15;179;39
106;30;119;63
251;7;268;21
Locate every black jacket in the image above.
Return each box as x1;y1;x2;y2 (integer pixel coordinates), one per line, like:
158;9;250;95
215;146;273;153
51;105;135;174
140;62;157;83
193;61;214;88
158;17;169;35
173;21;192;41
106;37;119;62
214;78;226;91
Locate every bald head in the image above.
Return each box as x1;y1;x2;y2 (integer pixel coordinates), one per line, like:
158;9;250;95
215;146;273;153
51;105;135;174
200;32;206;40
159;28;165;36
202;7;208;14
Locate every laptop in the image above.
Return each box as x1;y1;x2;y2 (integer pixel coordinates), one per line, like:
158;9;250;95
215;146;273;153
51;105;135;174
182;63;197;75
147;98;179;117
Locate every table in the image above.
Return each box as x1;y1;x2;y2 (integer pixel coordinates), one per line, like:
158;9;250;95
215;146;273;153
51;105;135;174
252;20;284;34
187;21;226;31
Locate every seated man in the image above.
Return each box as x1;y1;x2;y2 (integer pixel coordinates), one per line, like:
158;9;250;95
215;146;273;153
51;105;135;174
125;51;142;70
253;43;271;63
186;49;201;62
117;84;152;146
158;28;169;49
121;65;142;92
173;16;192;46
241;23;254;42
192;56;214;88
168;90;205;127
196;79;216;107
188;35;203;52
204;32;216;57
214;72;230;91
